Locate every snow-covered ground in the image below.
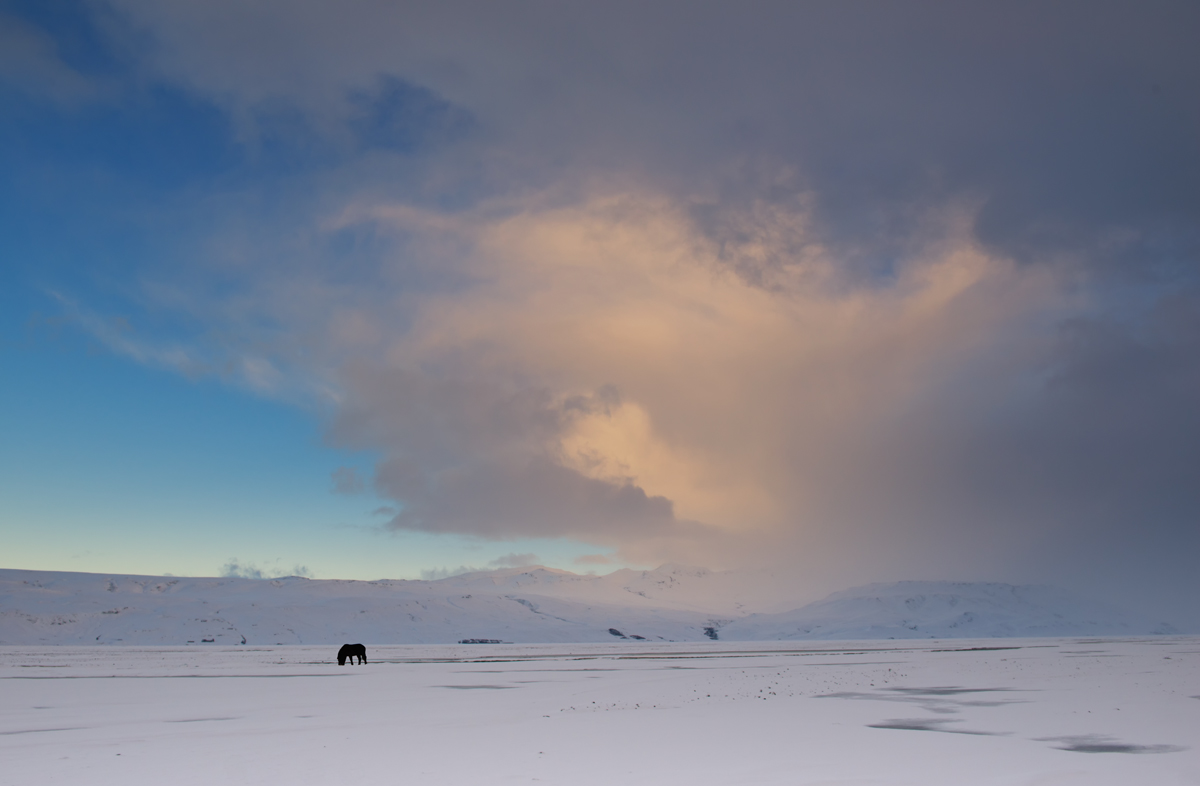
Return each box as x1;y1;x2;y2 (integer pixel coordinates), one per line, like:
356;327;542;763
1;568;1177;646
1;638;1197;785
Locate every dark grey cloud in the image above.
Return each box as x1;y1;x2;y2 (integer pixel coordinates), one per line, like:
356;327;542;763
753;284;1200;621
377;454;681;541
92;1;1199;272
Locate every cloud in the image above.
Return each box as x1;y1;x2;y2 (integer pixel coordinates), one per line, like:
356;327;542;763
0;13;103;105
24;1;1197;616
487;553;539;568
417;553;539;579
307;193;1063;563
49;292;300;399
330;466;366;494
418;565;477;581
118;187;1086;576
94;0;1199;256
220;558;314;579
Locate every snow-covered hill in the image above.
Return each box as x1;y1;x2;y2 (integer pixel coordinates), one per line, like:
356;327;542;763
718;581;1177;640
445;563;797;615
0;568;1177;645
0;568;720;646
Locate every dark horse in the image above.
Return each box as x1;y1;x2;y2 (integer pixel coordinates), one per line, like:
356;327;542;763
337;643;367;665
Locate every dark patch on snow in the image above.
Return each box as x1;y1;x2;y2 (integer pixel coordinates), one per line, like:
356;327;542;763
436;684;516;690
609;628;627;638
868;718;1007;736
885;686;1017;696
1039;735;1187;754
703;627;719;640
799;661;909;667
0;727;88;735
818;685;1029;716
165;717;241;723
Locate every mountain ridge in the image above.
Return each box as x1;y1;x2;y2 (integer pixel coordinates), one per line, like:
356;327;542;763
0;567;1178;645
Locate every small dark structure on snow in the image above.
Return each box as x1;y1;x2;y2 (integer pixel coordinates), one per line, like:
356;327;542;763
337;643;367;665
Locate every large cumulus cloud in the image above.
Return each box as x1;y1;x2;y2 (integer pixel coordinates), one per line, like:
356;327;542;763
25;1;1199;616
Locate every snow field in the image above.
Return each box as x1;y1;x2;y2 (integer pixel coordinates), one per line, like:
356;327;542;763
2;638;1198;785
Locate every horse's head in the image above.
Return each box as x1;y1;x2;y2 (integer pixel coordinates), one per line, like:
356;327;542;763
337;655;346;665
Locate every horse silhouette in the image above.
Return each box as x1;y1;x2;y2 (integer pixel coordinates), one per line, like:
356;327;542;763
337;643;367;665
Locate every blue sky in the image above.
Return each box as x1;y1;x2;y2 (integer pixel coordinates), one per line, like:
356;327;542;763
0;315;604;578
1;1;1198;618
0;0;614;579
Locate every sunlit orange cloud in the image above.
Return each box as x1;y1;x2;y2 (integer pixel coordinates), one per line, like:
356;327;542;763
321;190;1070;566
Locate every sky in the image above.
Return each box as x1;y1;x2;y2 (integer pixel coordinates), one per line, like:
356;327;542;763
1;1;1197;620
